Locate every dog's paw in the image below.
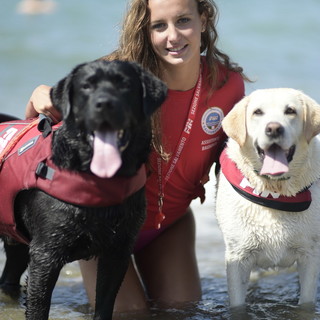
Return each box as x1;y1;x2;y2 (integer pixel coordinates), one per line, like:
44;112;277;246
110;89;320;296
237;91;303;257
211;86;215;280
0;282;21;299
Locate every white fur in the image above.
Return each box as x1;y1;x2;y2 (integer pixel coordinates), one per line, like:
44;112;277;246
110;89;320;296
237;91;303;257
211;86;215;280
215;88;320;307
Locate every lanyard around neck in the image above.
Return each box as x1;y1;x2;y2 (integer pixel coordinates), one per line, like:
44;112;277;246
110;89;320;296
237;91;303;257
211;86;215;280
155;67;203;229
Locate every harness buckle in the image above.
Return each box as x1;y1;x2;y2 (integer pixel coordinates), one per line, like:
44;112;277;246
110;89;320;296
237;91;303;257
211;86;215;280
36;162;55;180
38;114;53;138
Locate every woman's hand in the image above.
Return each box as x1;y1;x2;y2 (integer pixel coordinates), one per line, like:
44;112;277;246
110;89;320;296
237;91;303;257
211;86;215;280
25;85;61;123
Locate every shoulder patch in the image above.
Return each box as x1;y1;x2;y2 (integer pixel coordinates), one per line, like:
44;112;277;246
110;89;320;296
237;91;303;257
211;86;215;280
201;107;224;135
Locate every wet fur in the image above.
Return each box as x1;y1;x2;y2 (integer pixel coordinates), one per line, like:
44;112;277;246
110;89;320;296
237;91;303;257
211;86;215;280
0;60;167;319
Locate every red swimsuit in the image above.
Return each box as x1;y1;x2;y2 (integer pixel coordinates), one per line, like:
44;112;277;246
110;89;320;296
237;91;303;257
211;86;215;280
142;59;245;232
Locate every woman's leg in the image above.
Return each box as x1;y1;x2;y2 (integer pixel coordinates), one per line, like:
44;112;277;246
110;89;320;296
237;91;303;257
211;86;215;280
79;257;148;312
79;207;201;312
113;259;149;312
78;258;98;308
135;208;201;306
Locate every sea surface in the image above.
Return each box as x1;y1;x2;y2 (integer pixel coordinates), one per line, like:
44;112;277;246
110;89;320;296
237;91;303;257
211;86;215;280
0;0;320;319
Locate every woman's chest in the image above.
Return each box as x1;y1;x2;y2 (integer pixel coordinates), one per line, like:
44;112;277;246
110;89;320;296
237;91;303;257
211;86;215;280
161;90;226;161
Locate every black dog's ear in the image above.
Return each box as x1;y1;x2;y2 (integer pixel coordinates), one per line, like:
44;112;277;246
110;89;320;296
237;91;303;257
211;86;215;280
50;77;71;119
50;63;86;120
132;63;167;117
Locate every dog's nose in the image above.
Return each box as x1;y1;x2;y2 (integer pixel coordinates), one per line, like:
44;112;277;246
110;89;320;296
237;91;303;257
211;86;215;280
95;97;114;111
265;122;284;138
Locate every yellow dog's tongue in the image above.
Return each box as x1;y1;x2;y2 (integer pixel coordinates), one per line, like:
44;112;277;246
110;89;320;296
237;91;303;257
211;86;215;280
260;145;289;176
90;131;122;178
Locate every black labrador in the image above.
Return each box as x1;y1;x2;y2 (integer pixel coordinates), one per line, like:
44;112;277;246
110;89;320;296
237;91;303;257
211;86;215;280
0;60;167;320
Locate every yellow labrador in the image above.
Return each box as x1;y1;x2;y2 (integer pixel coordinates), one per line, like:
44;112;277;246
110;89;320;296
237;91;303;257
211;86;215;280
216;88;320;307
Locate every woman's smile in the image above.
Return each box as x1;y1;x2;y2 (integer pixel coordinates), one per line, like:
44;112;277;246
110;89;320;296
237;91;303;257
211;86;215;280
149;0;205;68
166;44;188;55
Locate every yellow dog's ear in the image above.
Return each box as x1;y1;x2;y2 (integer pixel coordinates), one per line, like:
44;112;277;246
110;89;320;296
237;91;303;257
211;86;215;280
302;92;320;143
222;96;249;147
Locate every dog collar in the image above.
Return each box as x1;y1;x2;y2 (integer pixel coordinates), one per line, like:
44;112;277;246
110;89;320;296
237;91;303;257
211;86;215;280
220;149;312;212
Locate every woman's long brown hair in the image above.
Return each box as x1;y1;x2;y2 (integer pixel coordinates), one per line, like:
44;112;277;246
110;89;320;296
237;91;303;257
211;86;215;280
102;0;248;160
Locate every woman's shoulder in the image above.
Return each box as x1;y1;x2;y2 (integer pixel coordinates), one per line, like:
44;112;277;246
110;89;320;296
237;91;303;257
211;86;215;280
217;63;244;85
201;59;245;105
220;68;245;103
201;57;244;88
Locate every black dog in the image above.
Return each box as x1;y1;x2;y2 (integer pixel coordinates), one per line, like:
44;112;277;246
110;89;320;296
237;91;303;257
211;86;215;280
0;60;167;319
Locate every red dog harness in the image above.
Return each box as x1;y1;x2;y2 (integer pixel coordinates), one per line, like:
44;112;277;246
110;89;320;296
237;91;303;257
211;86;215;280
220;149;312;212
0;119;146;244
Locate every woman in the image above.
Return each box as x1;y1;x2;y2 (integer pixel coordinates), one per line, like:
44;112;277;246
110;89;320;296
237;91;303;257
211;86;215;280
26;0;246;314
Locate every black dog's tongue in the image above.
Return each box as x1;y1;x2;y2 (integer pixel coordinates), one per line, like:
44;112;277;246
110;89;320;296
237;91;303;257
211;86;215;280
90;131;122;178
260;145;289;176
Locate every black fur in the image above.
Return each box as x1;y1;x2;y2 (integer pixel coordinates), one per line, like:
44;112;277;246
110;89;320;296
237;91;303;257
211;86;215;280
0;60;167;319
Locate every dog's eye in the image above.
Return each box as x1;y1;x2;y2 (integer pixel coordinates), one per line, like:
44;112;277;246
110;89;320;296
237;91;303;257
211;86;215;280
253;108;263;116
284;106;296;115
120;80;131;90
81;83;92;91
110;74;131;90
117;78;131;90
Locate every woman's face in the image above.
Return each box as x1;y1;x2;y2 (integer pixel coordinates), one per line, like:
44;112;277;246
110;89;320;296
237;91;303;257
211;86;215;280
148;0;206;69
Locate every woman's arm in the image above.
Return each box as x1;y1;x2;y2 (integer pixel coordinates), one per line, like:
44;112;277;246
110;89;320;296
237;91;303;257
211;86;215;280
25;84;62;123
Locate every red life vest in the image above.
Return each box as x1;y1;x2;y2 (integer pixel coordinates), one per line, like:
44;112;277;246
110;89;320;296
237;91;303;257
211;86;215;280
220;148;312;212
0;119;146;244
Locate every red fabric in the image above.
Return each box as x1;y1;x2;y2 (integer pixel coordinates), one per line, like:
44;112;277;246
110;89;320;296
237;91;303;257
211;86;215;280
143;59;245;230
0;120;146;244
219;148;312;210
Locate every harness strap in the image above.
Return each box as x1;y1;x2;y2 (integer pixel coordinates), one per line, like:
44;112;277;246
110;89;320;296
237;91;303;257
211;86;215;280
220;149;312;212
230;184;311;212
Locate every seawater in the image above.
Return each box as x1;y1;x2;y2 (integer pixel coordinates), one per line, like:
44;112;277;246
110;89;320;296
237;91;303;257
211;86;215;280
0;0;320;319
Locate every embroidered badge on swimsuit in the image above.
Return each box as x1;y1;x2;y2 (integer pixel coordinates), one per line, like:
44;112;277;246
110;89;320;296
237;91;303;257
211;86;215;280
201;107;224;135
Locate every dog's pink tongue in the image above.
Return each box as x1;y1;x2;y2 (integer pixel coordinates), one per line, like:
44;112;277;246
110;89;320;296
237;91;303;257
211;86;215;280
260;146;289;176
90;131;122;178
